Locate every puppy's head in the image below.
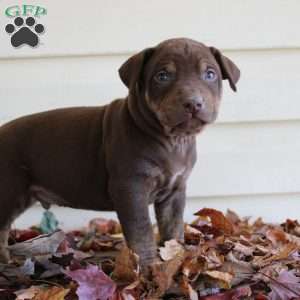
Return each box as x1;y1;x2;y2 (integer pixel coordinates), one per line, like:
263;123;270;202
119;38;240;136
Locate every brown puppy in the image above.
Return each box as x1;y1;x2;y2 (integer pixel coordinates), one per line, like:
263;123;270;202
0;38;240;265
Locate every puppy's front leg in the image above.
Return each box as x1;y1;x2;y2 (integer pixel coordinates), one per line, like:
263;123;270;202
155;187;186;244
0;229;10;263
109;178;157;266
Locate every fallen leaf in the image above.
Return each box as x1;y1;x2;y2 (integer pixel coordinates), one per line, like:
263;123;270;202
225;210;241;225
222;252;254;285
188;284;199;300
179;276;200;299
182;254;206;281
233;242;254;256
253;243;298;268
266;228;300;247
159;239;185;261
6;208;300;299
113;246;139;283
10;229;41;243
65;264;116;300
0;258;35;280
205;270;233;289
15;286;41;299
194;209;233;235
199;285;251;299
184;224;204;245
50;253;74;267
147;254;184;298
8;231;65;257
35;254;64;279
204;248;224;269
269;270;300;300
116;280;141;300
89;218;121;235
33;286;70;300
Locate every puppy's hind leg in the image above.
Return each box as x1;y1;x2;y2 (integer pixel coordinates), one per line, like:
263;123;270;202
0;167;33;263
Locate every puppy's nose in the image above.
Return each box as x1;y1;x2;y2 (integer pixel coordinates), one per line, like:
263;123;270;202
183;96;204;114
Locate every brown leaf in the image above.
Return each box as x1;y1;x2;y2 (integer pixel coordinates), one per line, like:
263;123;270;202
8;207;300;299
147;254;184;298
159;239;185;261
89;218;122;235
118;280;141;300
184;224;204;245
15;286;41;300
222;252;254;286
266;229;300;247
194;209;233;235
225;210;241;225
32;287;70;300
233;242;254;256
182;254;206;281
204;248;224;269
266;229;288;245
253;243;298;268
113;246;139;283
204;271;233;289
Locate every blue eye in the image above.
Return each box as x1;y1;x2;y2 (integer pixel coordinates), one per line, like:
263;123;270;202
154;70;171;83
203;68;217;82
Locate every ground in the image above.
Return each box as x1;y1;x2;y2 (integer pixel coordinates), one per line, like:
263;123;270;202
1;208;300;300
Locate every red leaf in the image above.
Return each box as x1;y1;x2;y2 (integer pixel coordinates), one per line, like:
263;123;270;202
10;229;41;243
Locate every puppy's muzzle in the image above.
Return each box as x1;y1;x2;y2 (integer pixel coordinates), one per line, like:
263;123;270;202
182;95;205;115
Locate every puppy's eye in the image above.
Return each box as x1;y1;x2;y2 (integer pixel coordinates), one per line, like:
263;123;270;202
203;68;217;82
154;70;171;83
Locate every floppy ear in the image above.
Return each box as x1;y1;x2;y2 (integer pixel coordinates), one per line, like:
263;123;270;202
209;47;240;92
119;48;155;90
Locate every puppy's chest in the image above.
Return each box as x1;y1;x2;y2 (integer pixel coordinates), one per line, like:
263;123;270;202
163;145;195;188
150;164;189;204
148;140;196;201
168;166;187;187
155;157;192;193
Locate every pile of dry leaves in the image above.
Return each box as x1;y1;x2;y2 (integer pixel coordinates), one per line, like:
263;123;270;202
1;208;300;300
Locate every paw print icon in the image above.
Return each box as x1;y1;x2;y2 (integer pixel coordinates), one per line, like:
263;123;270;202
5;16;45;48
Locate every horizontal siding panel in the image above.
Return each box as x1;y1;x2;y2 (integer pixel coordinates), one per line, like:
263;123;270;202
0;0;300;58
1;50;300;124
186;194;300;224
15;192;300;229
189;121;300;197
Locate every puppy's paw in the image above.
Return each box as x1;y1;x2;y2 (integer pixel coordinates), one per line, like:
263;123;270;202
140;257;162;280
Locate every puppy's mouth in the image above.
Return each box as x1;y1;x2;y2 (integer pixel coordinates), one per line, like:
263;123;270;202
175;117;206;129
168;113;208;135
176;112;208;126
157;108;215;136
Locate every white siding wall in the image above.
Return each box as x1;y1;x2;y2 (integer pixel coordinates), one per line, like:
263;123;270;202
0;0;299;227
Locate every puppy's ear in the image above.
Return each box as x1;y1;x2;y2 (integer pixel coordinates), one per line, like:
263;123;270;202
209;47;240;92
119;48;155;90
